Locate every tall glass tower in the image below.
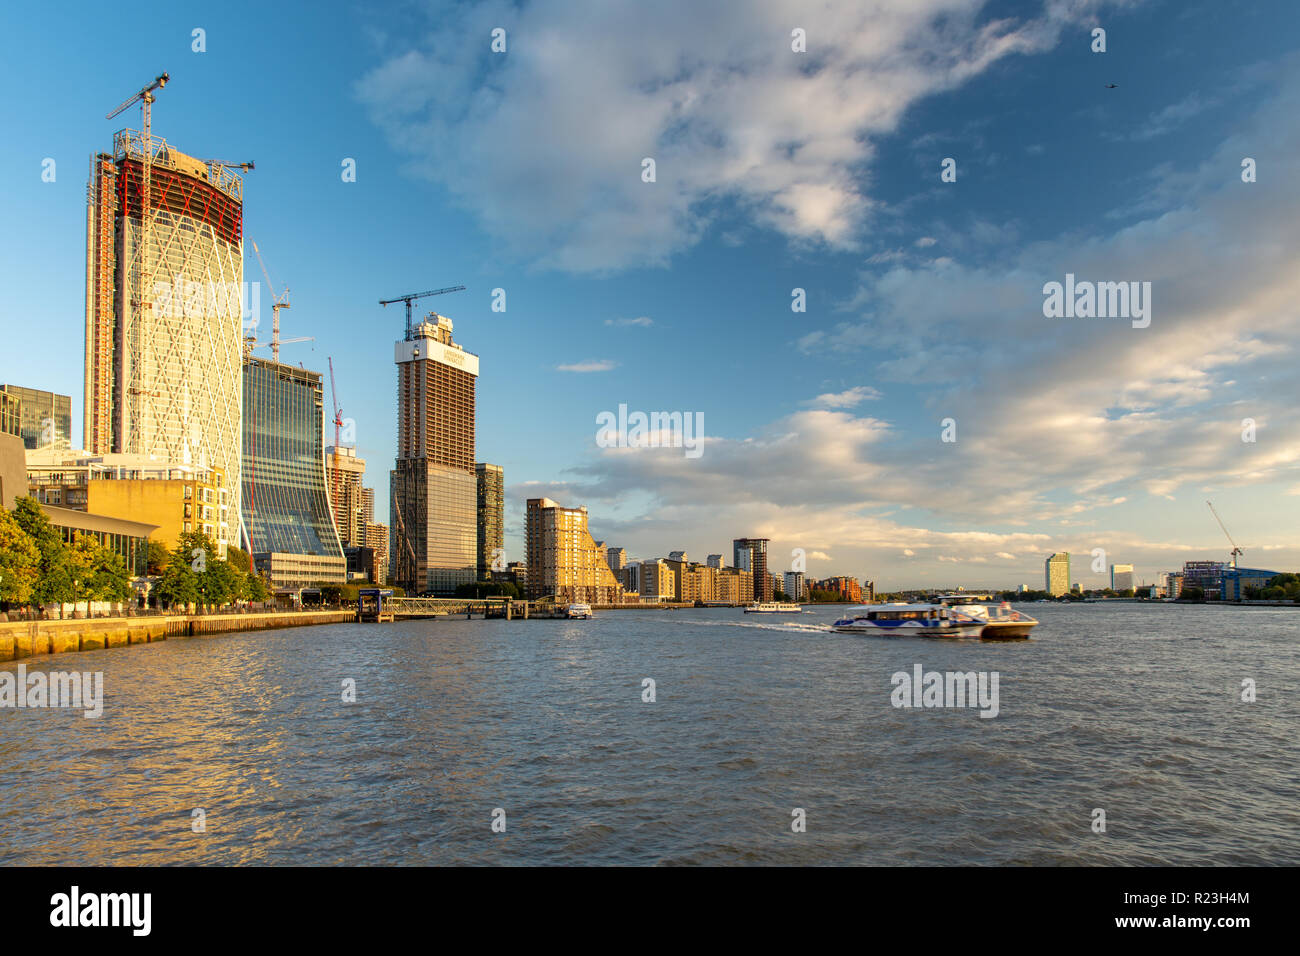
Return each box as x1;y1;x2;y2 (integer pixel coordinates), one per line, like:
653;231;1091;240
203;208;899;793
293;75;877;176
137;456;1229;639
241;356;344;587
84;130;245;551
391;314;478;595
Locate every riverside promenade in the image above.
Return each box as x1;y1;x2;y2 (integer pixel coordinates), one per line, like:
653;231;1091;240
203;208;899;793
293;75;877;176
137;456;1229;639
0;609;353;662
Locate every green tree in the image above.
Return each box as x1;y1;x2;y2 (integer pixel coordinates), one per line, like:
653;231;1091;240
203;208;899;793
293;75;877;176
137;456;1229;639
86;537;133;603
146;539;169;576
12;496;75;613
155;544;199;610
246;572;269;602
0;507;41;606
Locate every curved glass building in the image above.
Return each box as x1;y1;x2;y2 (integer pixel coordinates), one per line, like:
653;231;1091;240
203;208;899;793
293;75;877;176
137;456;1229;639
241;356;345;588
85;131;245;552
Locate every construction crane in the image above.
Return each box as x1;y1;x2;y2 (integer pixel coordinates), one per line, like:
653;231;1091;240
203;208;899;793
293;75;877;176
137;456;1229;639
1207;500;1243;570
107;72;168;404
202;159;255;172
327;357;345;531
251;240;293;362
379;286;466;340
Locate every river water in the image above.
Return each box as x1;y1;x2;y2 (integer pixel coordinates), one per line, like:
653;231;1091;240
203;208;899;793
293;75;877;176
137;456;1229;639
0;603;1295;865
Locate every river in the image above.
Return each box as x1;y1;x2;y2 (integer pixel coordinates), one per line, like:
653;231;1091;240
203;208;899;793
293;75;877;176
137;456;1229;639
0;602;1295;864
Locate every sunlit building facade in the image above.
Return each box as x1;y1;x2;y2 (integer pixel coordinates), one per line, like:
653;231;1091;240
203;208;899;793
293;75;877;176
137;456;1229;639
391;315;478;595
84;131;245;551
241;356;344;587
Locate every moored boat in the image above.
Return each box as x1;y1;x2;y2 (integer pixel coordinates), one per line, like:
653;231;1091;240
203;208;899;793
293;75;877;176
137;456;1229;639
830;603;984;636
744;602;803;613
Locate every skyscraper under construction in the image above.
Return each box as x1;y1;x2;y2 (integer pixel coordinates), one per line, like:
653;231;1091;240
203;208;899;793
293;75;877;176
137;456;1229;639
84;128;246;551
390;314;478;595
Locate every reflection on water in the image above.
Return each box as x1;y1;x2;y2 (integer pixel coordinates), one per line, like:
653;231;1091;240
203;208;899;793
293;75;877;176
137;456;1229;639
0;603;1296;864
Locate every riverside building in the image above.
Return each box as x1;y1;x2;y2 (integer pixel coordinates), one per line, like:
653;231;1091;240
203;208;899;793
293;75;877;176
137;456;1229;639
733;538;772;601
391;314;478;595
476;462;504;579
84;131;245;552
241;356;345;590
525;497;626;604
1045;552;1070;597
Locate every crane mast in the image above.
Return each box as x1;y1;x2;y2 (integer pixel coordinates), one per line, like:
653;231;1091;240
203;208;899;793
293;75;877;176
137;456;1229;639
379;285;466;339
1206;500;1242;570
106;72;168;406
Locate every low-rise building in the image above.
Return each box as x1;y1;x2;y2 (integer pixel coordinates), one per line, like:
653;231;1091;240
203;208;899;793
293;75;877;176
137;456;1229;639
27;451;230;557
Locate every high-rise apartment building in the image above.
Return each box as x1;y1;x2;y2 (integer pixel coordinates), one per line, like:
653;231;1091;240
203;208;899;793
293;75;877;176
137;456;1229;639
325;445;369;547
241;356;344;588
606;547;626;573
706;554;723;569
733;538;772;601
0;385;72;451
525;497;626;604
366;522;390;585
638;559;677;603
1045;552;1070;597
476;462;504;579
85;131;245;551
391;314;478;595
1110;563;1135;592
783;571;805;602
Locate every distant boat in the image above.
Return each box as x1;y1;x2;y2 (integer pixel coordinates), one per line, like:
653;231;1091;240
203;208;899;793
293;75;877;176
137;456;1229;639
744;602;803;613
830;603;983;636
566;603;593;619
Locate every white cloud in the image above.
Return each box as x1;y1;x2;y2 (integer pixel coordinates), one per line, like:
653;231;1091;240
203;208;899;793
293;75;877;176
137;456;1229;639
557;359;618;372
807;385;882;408
605;316;654;327
357;0;1121;272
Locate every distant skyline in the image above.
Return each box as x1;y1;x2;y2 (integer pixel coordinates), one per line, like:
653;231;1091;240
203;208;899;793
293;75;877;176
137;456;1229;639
2;0;1298;589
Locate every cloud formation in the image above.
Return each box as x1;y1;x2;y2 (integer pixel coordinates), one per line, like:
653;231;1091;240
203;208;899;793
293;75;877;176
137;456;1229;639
357;0;1120;272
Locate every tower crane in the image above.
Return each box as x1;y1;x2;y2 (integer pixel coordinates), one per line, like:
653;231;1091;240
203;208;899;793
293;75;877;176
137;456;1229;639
328;357;345;534
250;240;295;362
379;286;466;340
1206;500;1242;570
202;159;255;172
107;72;168;399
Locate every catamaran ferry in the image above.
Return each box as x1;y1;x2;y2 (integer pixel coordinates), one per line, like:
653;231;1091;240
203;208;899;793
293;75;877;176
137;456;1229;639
566;603;593;619
830;603;984;636
744;602;803;613
935;596;1038;640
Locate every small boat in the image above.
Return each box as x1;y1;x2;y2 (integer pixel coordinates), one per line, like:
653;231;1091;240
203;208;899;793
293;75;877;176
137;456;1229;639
830;603;983;636
744;602;803;613
935;596;1039;640
566;603;593;619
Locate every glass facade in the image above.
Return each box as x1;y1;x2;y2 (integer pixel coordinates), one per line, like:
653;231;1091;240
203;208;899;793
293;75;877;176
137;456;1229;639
0;385;72;450
476;462;504;577
241;357;343;561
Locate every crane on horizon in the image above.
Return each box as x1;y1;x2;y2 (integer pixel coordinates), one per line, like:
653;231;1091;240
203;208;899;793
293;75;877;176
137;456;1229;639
379;286;466;340
1206;500;1243;570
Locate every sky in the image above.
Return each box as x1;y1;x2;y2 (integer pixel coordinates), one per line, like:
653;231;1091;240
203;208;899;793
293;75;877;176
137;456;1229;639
1;0;1298;590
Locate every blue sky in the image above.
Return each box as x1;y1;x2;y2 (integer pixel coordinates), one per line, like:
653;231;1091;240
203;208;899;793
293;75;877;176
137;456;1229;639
2;0;1298;589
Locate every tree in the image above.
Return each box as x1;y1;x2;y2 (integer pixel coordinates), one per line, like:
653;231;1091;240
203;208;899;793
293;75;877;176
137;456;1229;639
146;540;169;576
86;539;133;604
155;545;199;609
12;496;74;613
246;572;269;602
0;507;40;606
